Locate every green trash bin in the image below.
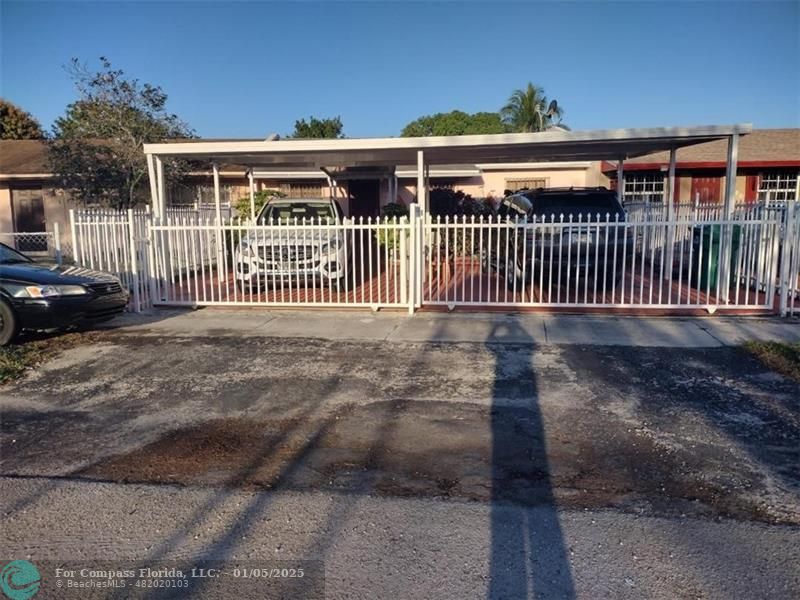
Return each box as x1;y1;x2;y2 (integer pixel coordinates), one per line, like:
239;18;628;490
692;224;741;289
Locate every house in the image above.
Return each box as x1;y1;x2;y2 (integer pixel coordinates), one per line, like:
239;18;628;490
602;128;800;204
2;128;797;247
0;139;605;239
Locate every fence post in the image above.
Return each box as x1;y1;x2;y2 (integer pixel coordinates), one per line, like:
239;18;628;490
53;222;62;266
127;208;141;313
780;201;796;317
69;208;78;265
399;217;408;307
408;204;417;314
146;215;159;308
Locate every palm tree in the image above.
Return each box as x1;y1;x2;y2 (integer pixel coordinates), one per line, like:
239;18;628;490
501;83;564;132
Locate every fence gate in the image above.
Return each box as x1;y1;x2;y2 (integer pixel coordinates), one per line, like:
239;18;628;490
418;208;782;312
147;214;411;309
67;202;798;316
69;209;150;311
780;201;800;316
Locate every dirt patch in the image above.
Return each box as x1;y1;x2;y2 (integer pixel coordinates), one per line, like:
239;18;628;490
80;398;796;524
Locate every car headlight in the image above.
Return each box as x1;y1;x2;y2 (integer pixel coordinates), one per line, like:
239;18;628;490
24;285;89;298
238;239;258;258
320;238;343;254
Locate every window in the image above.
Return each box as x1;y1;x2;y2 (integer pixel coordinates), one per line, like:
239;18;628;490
279;181;324;199
622;173;665;203
758;172;798;202
505;178;547;193
259;201;336;223
194;185;235;207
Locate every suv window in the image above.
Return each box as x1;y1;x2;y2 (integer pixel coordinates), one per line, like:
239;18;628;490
528;192;621;216
259;201;338;223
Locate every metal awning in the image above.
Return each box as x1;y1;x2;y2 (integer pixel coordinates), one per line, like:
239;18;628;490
144;125;752;168
144;124;751;227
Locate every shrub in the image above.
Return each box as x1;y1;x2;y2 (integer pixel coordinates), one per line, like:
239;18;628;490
380;201;409;219
234;189;286;220
375;202;410;253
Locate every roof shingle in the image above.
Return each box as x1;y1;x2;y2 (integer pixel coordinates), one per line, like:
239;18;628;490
622;129;800;165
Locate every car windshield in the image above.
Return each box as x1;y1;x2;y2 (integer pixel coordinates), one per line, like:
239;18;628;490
0;243;32;264
259;202;336;223
528;193;620;215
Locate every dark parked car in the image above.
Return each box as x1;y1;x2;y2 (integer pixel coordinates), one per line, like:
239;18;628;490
490;187;634;288
0;243;129;345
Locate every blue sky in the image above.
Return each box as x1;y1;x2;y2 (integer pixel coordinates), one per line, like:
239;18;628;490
1;1;798;138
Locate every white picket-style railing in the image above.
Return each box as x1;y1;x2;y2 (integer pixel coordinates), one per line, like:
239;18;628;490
148;215;411;308
67;202;800;316
420;212;782;310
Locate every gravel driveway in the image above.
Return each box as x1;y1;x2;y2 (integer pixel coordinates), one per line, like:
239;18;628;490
1;321;798;599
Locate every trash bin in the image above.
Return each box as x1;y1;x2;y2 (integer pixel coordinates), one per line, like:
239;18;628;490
692;224;741;289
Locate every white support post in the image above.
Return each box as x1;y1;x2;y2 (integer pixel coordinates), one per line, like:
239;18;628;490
212;162;224;282
53;222;62;265
780;200;797;316
213;162;222;224
408;204;417;315
248;169;256;221
723;134;739;219
665;148;677;278
719;134;739;303
667;148;677;215
155;156;166;220
146;153;159;218
127;208;141;312
617;158;625;204
69;208;78;265
417;150;426;213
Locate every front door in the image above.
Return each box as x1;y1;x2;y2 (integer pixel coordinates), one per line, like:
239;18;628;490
11;187;47;252
348;179;380;218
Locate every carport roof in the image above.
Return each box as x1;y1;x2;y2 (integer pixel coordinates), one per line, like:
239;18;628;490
143;124;752;169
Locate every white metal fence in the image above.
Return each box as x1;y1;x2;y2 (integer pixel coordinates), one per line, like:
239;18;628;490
780;202;800;316
70;209;149;311
148;215;411;308
65;201;800;316
420;212;783;310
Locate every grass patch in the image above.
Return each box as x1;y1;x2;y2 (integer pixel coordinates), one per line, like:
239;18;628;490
0;331;104;385
742;341;800;383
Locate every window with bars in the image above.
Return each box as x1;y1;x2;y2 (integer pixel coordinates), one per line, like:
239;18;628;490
279;181;324;198
505;178;547;192
622;173;665;203
758;171;798;202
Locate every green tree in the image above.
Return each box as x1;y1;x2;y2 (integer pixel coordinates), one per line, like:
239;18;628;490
289;116;344;139
49;57;194;208
0;99;45;139
500;83;564;133
401;110;507;137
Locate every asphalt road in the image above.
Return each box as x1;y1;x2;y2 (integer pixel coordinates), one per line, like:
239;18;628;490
1;319;799;599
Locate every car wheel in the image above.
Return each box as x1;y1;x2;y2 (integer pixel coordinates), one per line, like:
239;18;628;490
505;257;521;290
0;299;19;346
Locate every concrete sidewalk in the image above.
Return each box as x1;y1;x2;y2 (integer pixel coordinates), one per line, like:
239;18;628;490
100;308;800;347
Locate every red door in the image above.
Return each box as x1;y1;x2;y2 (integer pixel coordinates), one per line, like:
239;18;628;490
691;177;721;203
744;175;760;202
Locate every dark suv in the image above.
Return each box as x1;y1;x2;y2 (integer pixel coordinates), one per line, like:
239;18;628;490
490;187;633;288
